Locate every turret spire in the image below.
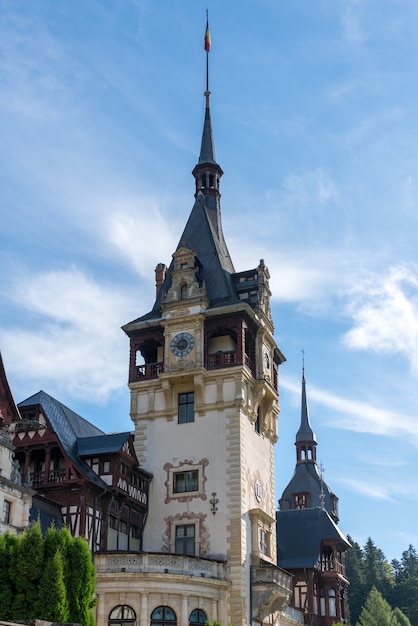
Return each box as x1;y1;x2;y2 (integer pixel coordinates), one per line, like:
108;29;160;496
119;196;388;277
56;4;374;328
192;15;223;201
295;359;317;464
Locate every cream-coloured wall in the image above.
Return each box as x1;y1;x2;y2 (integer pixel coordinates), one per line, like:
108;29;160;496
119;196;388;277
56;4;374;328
0;434;33;534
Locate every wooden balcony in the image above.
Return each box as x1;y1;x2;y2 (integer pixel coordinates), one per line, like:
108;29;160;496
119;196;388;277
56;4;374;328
31;468;66;487
135;362;164;381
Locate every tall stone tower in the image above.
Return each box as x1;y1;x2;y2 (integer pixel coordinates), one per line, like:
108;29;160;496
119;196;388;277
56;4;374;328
120;86;292;625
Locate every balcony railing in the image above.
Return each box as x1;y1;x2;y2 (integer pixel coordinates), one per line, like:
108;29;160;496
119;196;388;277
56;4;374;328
320;559;346;576
95;552;227;580
207;351;237;369
135;362;164;380
31;469;66;487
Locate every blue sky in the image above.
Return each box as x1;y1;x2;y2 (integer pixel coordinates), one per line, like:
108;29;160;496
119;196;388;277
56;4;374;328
2;0;418;563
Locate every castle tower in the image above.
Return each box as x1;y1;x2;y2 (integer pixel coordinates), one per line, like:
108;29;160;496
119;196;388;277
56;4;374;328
277;368;350;625
116;53;293;626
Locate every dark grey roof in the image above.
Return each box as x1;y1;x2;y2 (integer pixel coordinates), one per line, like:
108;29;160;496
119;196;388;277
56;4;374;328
277;508;350;570
30;494;64;534
279;461;336;514
296;370;316;443
78;432;131;457
198;100;218;165
123;190;241;327
18;390;109;491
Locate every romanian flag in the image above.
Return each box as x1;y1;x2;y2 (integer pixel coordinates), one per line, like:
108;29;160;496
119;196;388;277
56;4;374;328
204;21;211;52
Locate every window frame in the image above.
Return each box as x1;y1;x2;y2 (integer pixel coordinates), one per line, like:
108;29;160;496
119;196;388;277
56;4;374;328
3;500;11;524
178;392;195;424
173;469;199;494
174;523;196;556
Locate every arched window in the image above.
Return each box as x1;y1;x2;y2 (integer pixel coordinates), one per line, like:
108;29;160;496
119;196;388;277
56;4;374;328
180;283;188;299
189;609;207;626
109;605;136;626
328;589;336;616
151;606;176;626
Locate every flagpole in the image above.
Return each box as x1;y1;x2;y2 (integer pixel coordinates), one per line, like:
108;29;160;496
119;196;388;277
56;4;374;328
204;10;211;105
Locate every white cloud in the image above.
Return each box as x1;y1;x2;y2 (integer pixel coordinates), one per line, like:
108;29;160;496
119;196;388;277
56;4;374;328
281;375;418;446
0;268;138;401
343;265;418;372
337;477;394;502
104;203;179;277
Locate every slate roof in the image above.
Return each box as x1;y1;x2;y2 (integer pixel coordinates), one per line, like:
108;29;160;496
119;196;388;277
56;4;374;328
276;507;350;570
122;95;258;330
77;432;131;457
18;390;110;491
296;369;317;443
279;461;337;514
197;98;219;166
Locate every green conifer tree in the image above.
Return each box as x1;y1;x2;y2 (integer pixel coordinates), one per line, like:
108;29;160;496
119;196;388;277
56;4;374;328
345;536;366;624
35;548;69;623
0;532;17;620
10;522;44;619
356;587;396;626
67;536;96;626
392;606;412;626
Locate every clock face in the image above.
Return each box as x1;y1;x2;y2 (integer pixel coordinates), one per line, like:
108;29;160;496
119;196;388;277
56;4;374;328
254;480;263;503
170;332;194;357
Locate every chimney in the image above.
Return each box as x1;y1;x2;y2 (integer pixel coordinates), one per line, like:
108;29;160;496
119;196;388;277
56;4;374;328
155;263;167;298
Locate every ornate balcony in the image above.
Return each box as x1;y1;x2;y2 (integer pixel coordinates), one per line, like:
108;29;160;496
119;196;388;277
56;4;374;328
251;563;293;621
95;552;227;580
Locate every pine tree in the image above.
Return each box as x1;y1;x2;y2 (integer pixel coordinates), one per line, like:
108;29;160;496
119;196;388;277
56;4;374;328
9;522;44;619
356;587;395;626
35;549;69;623
392;607;412;626
67;536;96;626
363;538;394;598
400;545;418;580
0;532;17;620
345;536;366;625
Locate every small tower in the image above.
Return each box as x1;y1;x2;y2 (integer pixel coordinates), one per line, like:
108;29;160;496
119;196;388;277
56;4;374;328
279;366;339;522
277;366;350;625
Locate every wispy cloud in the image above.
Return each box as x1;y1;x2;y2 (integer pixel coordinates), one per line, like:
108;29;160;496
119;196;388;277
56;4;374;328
343;265;418;373
281;375;418;446
0;268;137;401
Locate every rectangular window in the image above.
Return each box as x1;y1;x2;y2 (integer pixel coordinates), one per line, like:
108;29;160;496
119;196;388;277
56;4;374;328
259;528;270;556
173;470;199;493
3;500;11;524
294;493;307;509
175;524;195;555
178;392;194;423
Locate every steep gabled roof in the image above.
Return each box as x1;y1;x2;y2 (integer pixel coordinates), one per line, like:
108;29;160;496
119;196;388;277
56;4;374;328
276;508;350;570
18;390;109;490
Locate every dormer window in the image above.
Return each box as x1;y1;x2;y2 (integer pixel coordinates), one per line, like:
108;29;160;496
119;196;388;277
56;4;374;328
180;284;187;299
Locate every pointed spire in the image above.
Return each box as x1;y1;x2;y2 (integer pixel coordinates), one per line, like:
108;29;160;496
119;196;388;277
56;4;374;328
192;15;223;201
295;359;317;464
197;91;218;166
